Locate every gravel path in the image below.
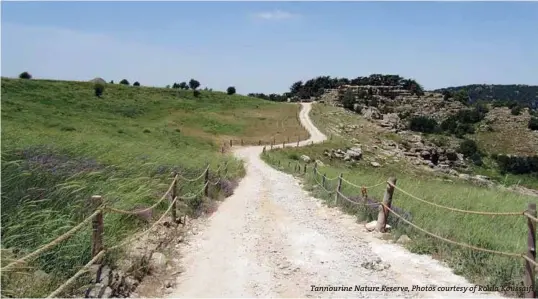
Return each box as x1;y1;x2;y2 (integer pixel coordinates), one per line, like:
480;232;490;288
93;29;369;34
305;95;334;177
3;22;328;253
167;103;502;298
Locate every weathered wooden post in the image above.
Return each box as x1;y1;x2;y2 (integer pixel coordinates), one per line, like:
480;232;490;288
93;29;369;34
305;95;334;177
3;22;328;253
90;195;104;259
283;141;285;148
241;139;244;146
230;139;233;147
171;172;178;223
525;202;537;298
322;173;327;189
334;174;343;205
313;162;317;175
297;136;300;147
273;136;276;145
376;177;397;233
204;165;210;197
259;140;261;146
287;136;290;143
303;164;307;174
224;162;228;175
263;146;266;153
270;140;273;150
288;161;291;168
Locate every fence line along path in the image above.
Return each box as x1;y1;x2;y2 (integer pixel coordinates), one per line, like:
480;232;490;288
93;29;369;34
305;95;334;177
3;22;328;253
2;162;228;298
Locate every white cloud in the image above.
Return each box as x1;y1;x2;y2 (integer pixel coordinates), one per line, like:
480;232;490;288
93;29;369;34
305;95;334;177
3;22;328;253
253;10;300;21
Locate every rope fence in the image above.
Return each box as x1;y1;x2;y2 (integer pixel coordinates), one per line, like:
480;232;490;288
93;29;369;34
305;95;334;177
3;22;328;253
1;162;228;298
266;154;538;298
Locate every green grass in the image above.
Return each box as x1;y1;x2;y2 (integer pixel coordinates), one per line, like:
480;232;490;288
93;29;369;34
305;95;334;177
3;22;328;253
0;78;306;297
262;103;538;297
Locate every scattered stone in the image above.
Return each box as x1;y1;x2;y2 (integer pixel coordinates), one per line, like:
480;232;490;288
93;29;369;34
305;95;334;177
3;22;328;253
315;160;324;167
370;161;381;167
396;235;411;245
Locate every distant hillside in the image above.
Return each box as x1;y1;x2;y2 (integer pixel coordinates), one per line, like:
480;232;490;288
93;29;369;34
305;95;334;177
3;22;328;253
433;84;538;108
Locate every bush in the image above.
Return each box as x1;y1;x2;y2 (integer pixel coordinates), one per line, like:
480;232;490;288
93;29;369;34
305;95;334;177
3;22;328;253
529;117;538;131
470;152;483;166
458;139;479;157
511;105;522;115
341;90;356;111
19;72;32;79
109;80;114;84
119;79;130;85
493;154;538;175
133;81;140;86
227;86;236;95
91;78;106;98
193;90;201;97
409;116;438;133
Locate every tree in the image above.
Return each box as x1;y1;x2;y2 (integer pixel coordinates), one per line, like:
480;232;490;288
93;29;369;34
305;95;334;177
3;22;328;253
227;86;236;95
178;82;187;90
188;79;200;90
409;116;439;133
193;90;201;97
341;89;356;111
290;81;303;94
511;105;522;115
442;90;452;101
110;80;114;84
91;77;106;98
19;72;32;79
120;79;130;85
166;85;171;88
133;81;140;86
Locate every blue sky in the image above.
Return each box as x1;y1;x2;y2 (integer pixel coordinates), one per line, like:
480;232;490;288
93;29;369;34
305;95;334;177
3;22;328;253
2;1;537;94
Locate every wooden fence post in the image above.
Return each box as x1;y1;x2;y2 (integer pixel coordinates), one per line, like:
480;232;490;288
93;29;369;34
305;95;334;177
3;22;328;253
525;202;537;298
376;177;397;233
303;164;307;174
334;174;343;205
241;139;244;146
171;173;178;223
230;139;233;147
259;140;261;146
273;137;276;145
90;195;104;258
224;162;228;175
271;140;273;150
297;136;300;147
287;136;290;143
288;161;291;168
283;141;285;148
313;162;317;175
322;173;326;189
204;166;210;197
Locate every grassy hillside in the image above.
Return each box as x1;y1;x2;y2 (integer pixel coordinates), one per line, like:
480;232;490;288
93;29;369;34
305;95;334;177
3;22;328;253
0;78;308;297
262;103;538;297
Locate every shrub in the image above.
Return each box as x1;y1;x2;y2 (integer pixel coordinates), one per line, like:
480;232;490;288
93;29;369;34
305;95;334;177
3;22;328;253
529;117;538;131
409;116;438;133
470;152;483;166
341;90;356;111
458;139;479;157
193;90;201;97
119;79;130;85
493;154;538;175
179;82;188;90
511;105;522;115
19;72;32;79
133;81;140;86
109;80;114;84
227;86;236;95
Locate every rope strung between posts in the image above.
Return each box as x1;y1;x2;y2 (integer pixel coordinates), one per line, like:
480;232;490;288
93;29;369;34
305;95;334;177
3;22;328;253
313;168;339;181
176;165;210;182
106;174;178;215
46;250;106;298
524;211;538;223
1;209;102;271
313;174;334;194
340;177;386;191
176;182;209;200
337;190;381;207
382;202;526;259
108;196;180;251
386;181;525;216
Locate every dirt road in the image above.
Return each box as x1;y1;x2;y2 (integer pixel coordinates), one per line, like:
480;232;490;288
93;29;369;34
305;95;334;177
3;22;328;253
166;103;501;298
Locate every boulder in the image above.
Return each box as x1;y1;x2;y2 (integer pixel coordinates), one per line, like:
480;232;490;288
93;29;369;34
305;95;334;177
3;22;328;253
362;107;382;120
345;147;362;160
396;235;411;245
315;160;324;167
300;155;311;163
149;252;167;270
371;161;381;167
